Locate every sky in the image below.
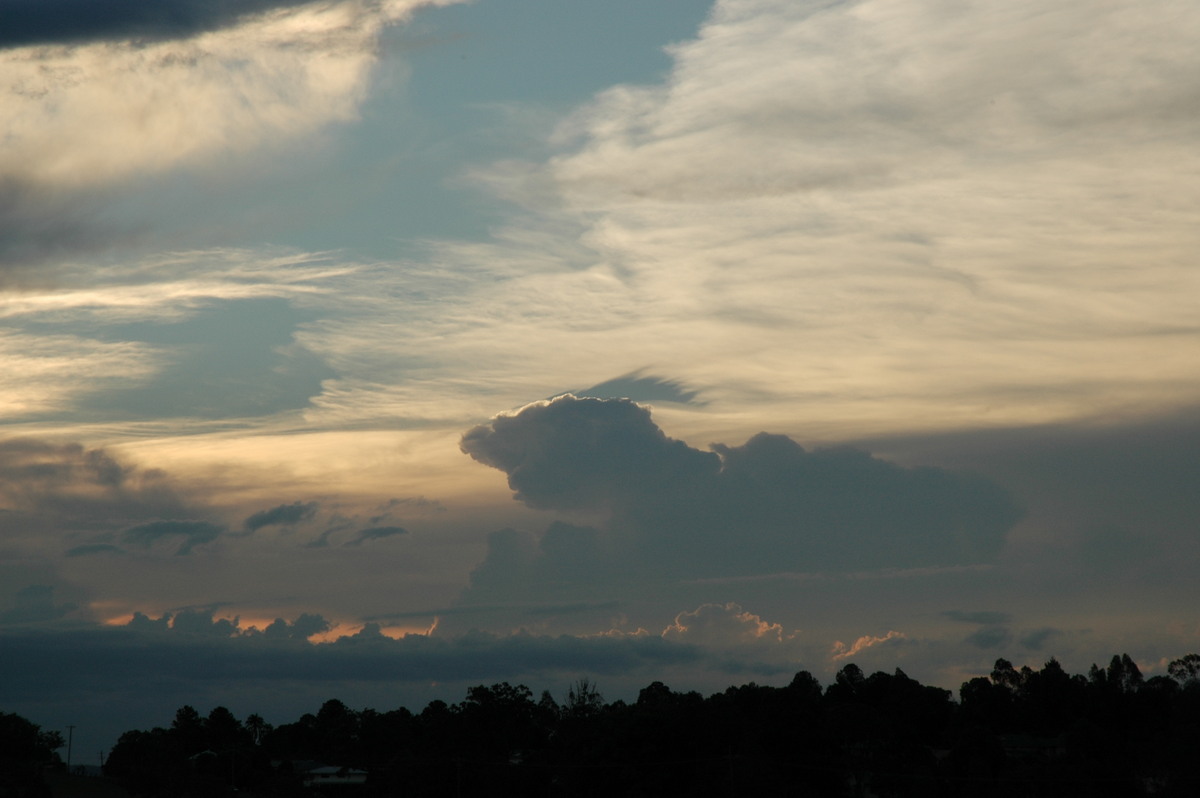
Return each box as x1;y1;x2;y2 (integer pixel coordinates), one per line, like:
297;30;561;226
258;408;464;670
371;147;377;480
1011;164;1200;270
2;0;1200;761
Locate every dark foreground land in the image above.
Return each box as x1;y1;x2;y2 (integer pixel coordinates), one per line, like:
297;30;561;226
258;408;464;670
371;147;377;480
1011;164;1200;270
8;653;1200;797
43;771;131;798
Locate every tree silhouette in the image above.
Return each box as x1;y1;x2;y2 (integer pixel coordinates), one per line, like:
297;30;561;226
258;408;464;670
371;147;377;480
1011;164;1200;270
97;653;1200;797
1168;653;1200;685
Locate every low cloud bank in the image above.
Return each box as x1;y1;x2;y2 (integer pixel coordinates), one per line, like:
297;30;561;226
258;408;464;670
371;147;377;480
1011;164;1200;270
460;396;1021;603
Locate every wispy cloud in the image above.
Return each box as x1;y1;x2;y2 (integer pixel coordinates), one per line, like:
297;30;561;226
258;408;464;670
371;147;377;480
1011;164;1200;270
0;0;460;270
662;603;791;647
831;630;907;662
0;249;350;423
123;519;227;555
451;0;1200;435
243;501;319;532
344;525;408;546
157;0;1200;444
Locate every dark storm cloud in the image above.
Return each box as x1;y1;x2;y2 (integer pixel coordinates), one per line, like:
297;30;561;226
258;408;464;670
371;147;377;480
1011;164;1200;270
0;613;702;702
462;523;619;608
166;608;241;636
0;585;77;625
258;612;331;640
243;501;319;532
0;0;318;49
460;396;1021;602
123;520;226;555
344;526;408;546
857;407;1200;575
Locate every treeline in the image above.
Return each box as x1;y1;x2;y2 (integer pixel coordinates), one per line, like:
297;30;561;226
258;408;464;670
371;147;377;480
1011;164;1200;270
0;711;64;797
92;653;1200;797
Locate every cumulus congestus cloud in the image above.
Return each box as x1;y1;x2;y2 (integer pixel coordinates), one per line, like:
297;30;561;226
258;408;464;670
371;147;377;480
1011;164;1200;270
460;395;1021;602
461;394;718;513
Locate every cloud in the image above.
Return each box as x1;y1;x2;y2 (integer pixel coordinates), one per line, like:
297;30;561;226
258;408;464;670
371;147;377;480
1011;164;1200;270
0;0;457;269
831;631;907;662
0;0;435;189
0;332;163;419
943;611;1012;626
461;394;718;513
64;543;125;558
864;408;1200;593
462;523;615;609
344;526;408;546
1017;624;1065;652
0;613;705;697
0;0;320;48
370;496;445;522
167;607;243;637
258;613;332;640
661;603;787;648
562;371;701;405
1078;523;1163;578
243;501;319;532
942;609;1014;651
0;585;78;626
0;438;200;542
123;520;227;555
432;0;1200;439
0;250;354;425
964;626;1012;651
460;396;1021;605
0;177;137;277
1019;628;1062;652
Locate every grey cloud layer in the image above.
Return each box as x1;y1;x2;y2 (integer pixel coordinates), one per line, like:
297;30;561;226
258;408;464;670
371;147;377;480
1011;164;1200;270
243;501;320;532
0;610;704;702
0;438;203;541
0;585;77;625
0;437;409;567
123;519;226;556
459;396;1021;603
0;0;316;48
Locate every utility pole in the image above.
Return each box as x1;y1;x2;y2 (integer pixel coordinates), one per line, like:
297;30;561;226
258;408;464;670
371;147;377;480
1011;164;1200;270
66;726;75;771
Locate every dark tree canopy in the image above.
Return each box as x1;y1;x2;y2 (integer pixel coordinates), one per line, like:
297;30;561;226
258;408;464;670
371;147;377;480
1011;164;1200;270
78;652;1200;797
